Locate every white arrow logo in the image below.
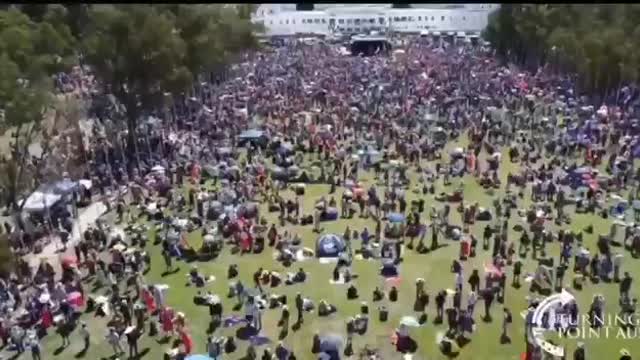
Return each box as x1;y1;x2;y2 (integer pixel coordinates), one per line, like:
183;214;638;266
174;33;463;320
529;289;576;357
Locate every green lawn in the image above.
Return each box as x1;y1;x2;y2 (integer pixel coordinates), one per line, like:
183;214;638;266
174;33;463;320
5;139;639;360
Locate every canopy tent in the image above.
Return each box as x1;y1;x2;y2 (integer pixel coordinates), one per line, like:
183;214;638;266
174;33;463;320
316;234;346;258
22;191;62;212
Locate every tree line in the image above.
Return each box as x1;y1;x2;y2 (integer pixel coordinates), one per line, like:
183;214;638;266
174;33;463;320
0;4;260;211
483;4;640;102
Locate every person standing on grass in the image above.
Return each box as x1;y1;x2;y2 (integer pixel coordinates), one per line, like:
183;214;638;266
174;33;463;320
501;308;512;343
58;318;72;348
162;246;172;273
126;327;140;359
106;327;124;356
29;335;41;360
253;268;263;293
295;293;304;324
483;288;495;320
435;290;446;321
79;322;91;353
620;272;633;302
467;291;478;317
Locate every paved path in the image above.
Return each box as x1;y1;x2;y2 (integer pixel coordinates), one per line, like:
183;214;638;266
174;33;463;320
25;201;108;268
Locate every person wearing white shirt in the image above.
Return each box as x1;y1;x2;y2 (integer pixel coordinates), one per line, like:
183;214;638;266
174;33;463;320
245;297;262;331
613;253;624;282
467;291;478;316
455;272;464;293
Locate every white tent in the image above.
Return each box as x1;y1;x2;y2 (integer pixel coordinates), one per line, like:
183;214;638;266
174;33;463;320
22;191;62;212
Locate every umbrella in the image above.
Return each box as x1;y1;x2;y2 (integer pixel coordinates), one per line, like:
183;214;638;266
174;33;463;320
388;213;405;223
399;316;421;327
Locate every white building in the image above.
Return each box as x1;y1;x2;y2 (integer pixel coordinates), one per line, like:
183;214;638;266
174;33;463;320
252;4;499;37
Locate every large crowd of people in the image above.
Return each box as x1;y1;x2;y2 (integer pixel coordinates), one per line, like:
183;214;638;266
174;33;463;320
2;33;640;360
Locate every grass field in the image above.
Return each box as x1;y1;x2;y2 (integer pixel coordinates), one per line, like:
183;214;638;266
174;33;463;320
3;137;638;360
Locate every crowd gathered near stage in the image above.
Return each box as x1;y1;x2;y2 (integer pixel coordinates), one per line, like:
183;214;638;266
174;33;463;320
2;34;640;360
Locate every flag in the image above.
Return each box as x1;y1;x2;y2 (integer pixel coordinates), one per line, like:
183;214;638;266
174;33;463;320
484;263;503;277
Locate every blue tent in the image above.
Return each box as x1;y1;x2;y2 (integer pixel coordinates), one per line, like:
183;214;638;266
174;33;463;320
238;129;265;140
316;234;346;258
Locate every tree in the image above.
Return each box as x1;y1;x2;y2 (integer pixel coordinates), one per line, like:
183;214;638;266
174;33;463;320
484;4;640;99
82;5;259;167
0;8;76;209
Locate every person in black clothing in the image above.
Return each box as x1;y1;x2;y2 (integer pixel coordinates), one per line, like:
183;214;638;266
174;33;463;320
120;301;132;327
126;327;140;359
483;225;492;250
620;272;633;302
431;223;439;250
573;343;585;360
435;290;446;322
446;307;458;332
58;319;72;348
254;268;264;293
295;293;304;324
497;274;507;303
555;264;567;290
279;305;290;330
453;290;462;310
468;269;480;292
492;234;501;258
483;289;495;320
513;260;522;287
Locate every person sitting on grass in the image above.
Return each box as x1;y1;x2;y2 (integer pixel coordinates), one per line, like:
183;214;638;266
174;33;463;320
318;299;337;316
292;268;307;283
